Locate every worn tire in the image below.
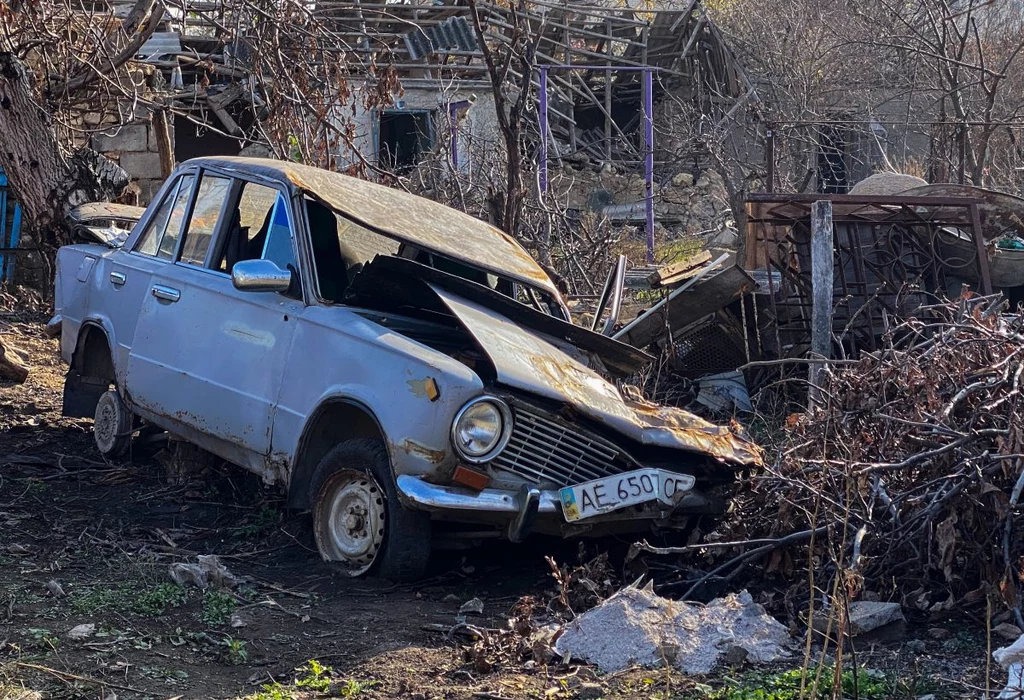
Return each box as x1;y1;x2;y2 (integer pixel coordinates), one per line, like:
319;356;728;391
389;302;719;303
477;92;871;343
309;439;432;581
93;389;133;458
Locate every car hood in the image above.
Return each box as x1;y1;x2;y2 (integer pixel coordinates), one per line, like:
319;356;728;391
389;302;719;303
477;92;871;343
430;285;763;467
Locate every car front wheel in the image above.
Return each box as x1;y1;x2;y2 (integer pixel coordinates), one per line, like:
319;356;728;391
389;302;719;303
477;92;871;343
309;439;432;581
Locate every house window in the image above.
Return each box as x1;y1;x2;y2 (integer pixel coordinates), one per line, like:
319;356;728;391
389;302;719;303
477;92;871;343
377;110;433;173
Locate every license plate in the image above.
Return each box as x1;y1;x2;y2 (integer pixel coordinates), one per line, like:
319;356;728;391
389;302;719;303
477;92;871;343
559;468;696;522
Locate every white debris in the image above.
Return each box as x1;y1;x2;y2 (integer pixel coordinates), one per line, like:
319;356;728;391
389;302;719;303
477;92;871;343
994;633;1024;699
459;597;485;615
554;585;790;674
67;623;96;640
169;554;242;590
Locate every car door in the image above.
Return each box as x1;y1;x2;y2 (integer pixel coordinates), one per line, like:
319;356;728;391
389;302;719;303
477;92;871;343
125;171;303;468
99;173;197;383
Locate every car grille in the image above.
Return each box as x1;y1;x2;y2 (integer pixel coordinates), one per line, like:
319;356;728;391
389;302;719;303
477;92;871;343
491;405;627;488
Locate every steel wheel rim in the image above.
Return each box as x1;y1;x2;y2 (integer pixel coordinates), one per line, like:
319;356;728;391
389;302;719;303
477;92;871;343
319;471;386;575
94;396;118;452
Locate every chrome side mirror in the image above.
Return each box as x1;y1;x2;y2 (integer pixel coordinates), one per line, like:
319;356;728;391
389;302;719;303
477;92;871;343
231;259;293;293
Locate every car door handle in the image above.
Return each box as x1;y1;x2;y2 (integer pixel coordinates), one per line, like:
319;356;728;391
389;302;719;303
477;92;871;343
110;271;126;286
151;285;181;303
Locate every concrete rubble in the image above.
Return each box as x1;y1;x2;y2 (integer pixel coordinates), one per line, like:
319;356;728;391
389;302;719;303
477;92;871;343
554;585;790;674
993;632;1024;698
846;601;905;636
169;554;243;590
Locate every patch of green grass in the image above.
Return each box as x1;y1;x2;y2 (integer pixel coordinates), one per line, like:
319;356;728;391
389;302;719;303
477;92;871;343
235;505;282;539
295;660;332;692
335;678;378;697
70;586;126;615
708;666;928;700
200;590;236;626
26;628;58;651
245;683;294;700
133;583;189;616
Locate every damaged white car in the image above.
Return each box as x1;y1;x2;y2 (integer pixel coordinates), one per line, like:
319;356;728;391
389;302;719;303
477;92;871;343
52;157;761;580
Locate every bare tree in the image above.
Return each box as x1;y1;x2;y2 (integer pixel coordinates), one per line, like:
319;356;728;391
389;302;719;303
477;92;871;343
0;0;164;249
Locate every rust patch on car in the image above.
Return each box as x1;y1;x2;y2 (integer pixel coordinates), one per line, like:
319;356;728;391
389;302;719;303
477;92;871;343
399;439;447;465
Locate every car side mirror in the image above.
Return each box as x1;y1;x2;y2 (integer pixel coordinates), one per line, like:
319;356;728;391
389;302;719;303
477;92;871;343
231;259;293;293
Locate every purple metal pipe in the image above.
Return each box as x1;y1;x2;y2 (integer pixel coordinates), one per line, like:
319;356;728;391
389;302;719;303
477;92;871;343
643;69;655;264
539;67;549;193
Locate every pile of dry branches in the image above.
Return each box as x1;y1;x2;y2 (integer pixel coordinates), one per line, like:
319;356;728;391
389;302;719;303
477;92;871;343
644;295;1024;622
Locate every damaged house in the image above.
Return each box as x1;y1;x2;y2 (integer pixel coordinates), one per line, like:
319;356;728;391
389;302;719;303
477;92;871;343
62;0;756;226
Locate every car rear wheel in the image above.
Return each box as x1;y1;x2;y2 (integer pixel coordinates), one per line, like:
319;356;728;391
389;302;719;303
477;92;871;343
93;389;133;458
309;439;432;581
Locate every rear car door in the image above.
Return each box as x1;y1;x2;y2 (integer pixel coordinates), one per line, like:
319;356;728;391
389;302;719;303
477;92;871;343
125;171;303;468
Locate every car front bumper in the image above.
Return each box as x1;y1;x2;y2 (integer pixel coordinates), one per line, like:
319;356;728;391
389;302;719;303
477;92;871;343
395;474;719;541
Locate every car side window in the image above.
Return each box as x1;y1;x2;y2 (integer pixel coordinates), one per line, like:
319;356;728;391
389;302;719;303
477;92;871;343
134;175;193;258
179;174;232;267
216;182;296;274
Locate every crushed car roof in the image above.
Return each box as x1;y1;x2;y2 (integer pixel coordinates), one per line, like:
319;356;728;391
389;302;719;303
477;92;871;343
187;157;561;299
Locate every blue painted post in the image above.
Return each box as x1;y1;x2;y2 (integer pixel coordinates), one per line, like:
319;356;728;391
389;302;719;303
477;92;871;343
7;204;20;281
539;67;549;193
0;169;7;281
643;69;655;264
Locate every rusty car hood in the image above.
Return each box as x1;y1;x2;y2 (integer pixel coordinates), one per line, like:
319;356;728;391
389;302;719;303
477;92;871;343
187;157;562;301
430;285;763;467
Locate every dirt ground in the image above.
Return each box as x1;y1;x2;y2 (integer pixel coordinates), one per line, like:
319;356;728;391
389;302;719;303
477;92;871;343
0;295;1003;699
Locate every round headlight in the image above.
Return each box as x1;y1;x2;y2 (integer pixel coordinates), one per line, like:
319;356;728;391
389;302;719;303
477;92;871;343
451;397;511;462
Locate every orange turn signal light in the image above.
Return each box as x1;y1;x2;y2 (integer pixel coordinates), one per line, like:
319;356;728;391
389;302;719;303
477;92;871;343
452;465;490;491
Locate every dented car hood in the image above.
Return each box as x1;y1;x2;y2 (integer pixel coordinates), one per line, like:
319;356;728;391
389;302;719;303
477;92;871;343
430;285;763;467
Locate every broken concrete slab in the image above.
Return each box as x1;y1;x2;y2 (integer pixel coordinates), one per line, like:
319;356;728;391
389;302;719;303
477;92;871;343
67;623;96;640
847;601;905;636
554;586;790;675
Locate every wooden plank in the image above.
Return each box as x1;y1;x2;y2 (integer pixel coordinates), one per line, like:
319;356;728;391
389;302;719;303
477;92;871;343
808;200;834;408
647;250;713;288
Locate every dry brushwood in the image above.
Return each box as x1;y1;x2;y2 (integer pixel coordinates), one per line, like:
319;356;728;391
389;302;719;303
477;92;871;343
458;550;618;673
642;295;1024;623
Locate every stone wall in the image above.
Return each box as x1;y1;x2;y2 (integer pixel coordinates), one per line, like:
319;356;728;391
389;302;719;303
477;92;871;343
89;115;171;205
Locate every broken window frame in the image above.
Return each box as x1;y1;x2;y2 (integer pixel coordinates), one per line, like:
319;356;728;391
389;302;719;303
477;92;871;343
375;108;435;174
131;174;195;261
177;172;234;268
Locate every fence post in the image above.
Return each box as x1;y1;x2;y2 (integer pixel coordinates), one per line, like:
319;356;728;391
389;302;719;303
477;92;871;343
809;200;834;409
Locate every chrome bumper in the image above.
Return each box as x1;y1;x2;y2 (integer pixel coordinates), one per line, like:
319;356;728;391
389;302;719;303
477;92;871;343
396;474;561;514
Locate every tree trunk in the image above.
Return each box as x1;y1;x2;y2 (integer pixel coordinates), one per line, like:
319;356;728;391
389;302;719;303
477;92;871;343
0;53;129;254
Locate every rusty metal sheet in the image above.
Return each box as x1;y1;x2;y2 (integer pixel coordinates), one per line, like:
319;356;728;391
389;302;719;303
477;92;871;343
189;157;562;300
430;285;762;467
615;263;755;350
